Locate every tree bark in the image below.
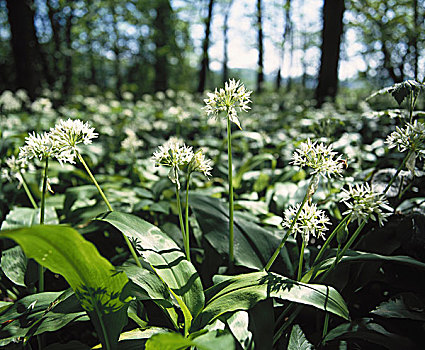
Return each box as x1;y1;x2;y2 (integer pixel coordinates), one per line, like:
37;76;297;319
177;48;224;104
314;0;345;107
197;0;214;93
6;0;41;98
222;0;233;83
276;0;291;90
256;0;264;92
153;0;173;92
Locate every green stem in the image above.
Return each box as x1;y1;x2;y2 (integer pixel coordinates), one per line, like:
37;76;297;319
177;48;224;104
383;149;414;195
38;157;49;293
185;173;191;261
20;172;38;209
78;153;113;211
264;175;317;271
176;184;189;261
227;117;234;268
322;313;330;343
297;239;305;281
77;152;142;268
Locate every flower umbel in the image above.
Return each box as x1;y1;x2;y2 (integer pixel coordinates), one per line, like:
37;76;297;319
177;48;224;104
386;120;425;158
50;119;98;163
188;150;213;178
282;202;330;244
341;183;390;226
291;139;345;178
203;79;252;129
18;132;58;162
152;137;194;188
1;156;28;185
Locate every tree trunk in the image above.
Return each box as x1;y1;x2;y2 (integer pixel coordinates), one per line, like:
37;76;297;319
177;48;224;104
62;5;74;99
256;0;264;92
276;0;291;90
153;0;173;92
6;0;41;98
222;0;233;83
110;2;122;98
197;0;214;93
413;0;419;80
314;0;345;107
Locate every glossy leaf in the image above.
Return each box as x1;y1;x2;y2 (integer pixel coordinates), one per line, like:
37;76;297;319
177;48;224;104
0;245;27;286
0;225;131;350
190;194;281;270
193;271;349;330
288;325;312;350
97;211;205;320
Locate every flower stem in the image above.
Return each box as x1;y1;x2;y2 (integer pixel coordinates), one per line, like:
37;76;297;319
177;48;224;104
227;117;234;268
38;157;49;293
264;175;316;271
297;239;305;281
77;152;142;268
176;184;190;261
383;149;414;194
20;172;38;209
78;153;113;211
185;173;191;261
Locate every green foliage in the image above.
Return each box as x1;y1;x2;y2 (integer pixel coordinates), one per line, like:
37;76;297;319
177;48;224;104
288;325;312;350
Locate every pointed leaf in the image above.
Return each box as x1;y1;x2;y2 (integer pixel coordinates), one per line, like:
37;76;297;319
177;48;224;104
288;325;313;350
97;211;205;320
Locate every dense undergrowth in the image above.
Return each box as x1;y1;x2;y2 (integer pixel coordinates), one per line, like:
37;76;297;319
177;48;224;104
0;81;425;349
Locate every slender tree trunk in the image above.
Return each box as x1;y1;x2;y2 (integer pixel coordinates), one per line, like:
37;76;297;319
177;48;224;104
110;2;122;98
6;0;41;98
276;0;291;90
256;0;264;92
153;0;173;92
413;0;419;80
222;0;233;83
62;6;74;99
314;0;345;107
198;0;214;93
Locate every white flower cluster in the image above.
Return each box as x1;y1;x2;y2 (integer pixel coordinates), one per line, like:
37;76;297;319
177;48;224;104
189;150;213;178
152;137;213;187
203;79;252;130
18;119;97;165
0;90;21;112
121;128;144;151
386;120;425;159
282;202;330;244
341;183;390;226
291;139;345;178
1;155;31;185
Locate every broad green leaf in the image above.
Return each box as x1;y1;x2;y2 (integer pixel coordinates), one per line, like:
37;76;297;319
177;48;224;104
324;318;417;349
0;225;131;350
226;311;253;350
193;271;349;330
145;330;235;350
371;294;425;321
97;211;205;321
302;251;425;283
190;194;282;270
1;245;27;286
367;80;423;105
0;206;58;230
288;325;313;350
0;291;87;347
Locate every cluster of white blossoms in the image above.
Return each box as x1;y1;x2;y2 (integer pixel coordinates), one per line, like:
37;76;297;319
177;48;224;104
282;202;330;244
152;137;213;187
18;119;98;165
203;79;252;130
291;139;345;178
341;183;390;226
1;155;32;185
386;120;425;159
189;150;213;178
121;128;144;151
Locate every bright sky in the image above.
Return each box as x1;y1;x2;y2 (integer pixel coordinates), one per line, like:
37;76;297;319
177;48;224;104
186;0;366;81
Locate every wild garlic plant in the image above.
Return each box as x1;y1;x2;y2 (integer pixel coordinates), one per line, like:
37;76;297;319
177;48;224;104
264;138;344;274
204;79;252;268
1;155;37;209
152;137;212;261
